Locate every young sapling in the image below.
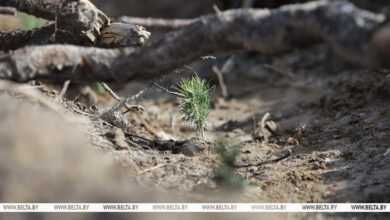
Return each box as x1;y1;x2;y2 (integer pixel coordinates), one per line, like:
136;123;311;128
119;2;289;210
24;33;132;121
173;75;213;139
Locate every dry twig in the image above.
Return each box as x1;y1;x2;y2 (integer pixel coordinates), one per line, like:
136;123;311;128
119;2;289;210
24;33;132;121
260;112;270;130
212;56;234;98
263;64;295;78
101;82;122;101
56;79;71;100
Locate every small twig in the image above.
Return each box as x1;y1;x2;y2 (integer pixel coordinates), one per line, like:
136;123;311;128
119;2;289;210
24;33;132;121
212;56;233;98
152;82;181;96
101;118;154;143
212;66;228;98
102;84;146;115
71;105;97;117
126;139;150;151
128;88;146;100
0;6;15;15
122;103;144;114
260;112;270;129
94;114;154;144
140;164;167;174
264;64;295;78
101;82;122;101
124;130;155;143
106;98;127;113
57;79;71;100
220;55;235;73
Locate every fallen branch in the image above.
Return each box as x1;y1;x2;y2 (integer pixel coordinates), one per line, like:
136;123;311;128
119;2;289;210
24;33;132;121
0;0;108;43
0;6;15;15
119;16;195;31
0;2;150;50
0;23;150;51
0;0;388;83
0;23;92;51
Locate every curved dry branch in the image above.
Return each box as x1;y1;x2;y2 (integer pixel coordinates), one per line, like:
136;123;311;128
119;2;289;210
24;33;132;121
0;0;388;83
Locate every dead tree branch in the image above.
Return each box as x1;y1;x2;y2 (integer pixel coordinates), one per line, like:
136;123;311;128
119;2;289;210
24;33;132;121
0;0;108;43
0;23;92;51
0;22;150;51
119;16;195;31
0;1;150;49
0;6;16;15
0;0;388;83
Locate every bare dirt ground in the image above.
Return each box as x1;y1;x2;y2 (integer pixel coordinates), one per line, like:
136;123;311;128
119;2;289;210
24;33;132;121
1;1;390;219
3;43;389;209
103;45;390;204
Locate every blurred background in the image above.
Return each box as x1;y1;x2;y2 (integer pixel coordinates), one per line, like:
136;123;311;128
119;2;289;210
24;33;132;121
1;0;389;31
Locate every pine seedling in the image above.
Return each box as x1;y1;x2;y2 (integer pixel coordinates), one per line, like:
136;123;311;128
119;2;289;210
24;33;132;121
173;75;213;138
212;136;243;191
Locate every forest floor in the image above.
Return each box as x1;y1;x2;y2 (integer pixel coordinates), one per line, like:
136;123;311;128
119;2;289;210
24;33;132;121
100;45;390;203
1;44;390;219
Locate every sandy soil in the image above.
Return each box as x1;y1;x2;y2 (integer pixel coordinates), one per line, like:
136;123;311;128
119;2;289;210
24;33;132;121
2;43;386;205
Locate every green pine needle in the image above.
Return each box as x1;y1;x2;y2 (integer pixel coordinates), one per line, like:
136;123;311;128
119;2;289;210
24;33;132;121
173;75;213;138
21;13;46;30
91;82;106;94
212;136;243;190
